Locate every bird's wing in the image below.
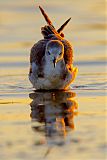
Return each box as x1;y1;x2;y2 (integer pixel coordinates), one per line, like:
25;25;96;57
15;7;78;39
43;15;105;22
30;25;62;65
30;24;73;71
39;6;71;38
41;25;62;39
61;39;73;68
30;39;49;77
30;39;48;65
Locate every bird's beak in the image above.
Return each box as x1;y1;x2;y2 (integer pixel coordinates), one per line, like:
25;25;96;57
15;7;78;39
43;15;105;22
53;57;56;68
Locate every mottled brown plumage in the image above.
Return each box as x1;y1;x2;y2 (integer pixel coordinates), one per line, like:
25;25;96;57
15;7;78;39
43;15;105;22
29;6;77;90
30;25;73;71
30;6;73;71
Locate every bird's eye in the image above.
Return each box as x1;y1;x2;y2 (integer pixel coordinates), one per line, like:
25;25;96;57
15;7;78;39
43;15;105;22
48;51;51;55
59;52;62;55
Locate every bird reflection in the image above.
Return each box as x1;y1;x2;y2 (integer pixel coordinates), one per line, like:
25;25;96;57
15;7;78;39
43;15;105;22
29;90;78;146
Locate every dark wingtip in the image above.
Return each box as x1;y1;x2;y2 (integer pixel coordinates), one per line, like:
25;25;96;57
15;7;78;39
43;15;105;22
39;5;52;25
57;17;71;33
39;6;44;13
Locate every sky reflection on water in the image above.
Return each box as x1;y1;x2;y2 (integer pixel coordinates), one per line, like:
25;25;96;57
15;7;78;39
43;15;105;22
0;0;106;160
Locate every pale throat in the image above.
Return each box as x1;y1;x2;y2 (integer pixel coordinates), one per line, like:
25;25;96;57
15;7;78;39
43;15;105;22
45;52;63;65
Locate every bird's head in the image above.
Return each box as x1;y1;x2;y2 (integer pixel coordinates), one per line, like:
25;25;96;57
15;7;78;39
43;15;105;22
45;40;64;67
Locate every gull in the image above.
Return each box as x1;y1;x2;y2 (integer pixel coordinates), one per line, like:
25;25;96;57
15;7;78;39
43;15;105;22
29;6;78;90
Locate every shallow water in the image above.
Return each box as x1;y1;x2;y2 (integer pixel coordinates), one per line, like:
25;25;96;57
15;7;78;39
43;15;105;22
0;0;106;160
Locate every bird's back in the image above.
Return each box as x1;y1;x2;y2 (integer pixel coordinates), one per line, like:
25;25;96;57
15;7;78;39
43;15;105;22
30;25;73;69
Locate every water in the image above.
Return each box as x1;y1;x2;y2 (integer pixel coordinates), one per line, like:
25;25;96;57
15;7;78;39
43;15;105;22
0;0;106;160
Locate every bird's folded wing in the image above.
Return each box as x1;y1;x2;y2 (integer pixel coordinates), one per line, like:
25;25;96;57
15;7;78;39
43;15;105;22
30;26;73;69
62;39;73;67
30;39;48;65
30;25;62;65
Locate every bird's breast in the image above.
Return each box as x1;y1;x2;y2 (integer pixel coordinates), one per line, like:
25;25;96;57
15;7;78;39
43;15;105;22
44;61;65;80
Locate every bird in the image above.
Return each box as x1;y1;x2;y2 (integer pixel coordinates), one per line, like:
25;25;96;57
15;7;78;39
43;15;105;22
29;6;78;90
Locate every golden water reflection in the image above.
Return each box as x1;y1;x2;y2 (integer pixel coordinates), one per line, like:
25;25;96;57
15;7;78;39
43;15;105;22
29;90;78;146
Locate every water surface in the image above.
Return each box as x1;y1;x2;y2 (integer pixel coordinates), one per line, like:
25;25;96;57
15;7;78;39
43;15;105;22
0;0;106;160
